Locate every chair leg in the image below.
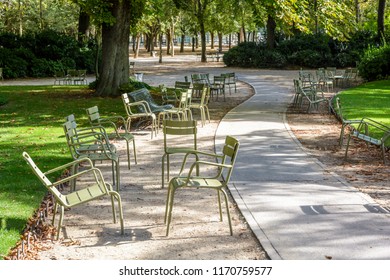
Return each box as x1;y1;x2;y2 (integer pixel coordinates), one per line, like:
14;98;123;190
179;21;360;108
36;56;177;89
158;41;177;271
220;189;233;236
217;190;223;221
132;139;137;165
344;134;352;161
56;205;65;240
125;140;131;170
165;184;176;236
161;154;166;188
339;125;346;147
110;191;124;235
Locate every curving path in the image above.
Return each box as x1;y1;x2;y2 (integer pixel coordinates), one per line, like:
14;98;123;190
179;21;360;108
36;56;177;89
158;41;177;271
216;71;390;260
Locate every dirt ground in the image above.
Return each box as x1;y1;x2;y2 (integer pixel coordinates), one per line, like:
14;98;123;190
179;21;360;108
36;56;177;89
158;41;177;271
286;87;390;210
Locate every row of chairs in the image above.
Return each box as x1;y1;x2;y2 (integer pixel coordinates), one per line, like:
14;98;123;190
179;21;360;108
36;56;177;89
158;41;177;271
292;79;330;113
54;69;87;85
187;72;237;98
22;108;135;239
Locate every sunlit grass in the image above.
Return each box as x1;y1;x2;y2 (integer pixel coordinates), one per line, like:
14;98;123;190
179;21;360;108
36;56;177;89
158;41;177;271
335;79;390;139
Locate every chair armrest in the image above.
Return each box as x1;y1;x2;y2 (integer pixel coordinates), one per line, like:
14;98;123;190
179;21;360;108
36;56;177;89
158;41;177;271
44;157;94;175
127;100;153;114
50;167;108;191
182;160;233;182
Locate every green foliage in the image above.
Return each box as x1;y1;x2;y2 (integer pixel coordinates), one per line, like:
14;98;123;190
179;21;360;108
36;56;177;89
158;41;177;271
0;48;29;78
118;77;152;92
0;30;96;78
358;44;390;81
224;32;383;69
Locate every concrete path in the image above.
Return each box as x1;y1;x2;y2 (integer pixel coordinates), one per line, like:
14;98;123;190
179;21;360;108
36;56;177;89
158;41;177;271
216;72;390;260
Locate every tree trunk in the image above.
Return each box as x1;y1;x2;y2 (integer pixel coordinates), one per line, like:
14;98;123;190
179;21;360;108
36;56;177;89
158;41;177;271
134;34;140;58
166;30;171;55
200;22;207;62
355;0;360;24
218;32;223;52
210;32;214;49
377;0;386;39
180;33;185;52
266;14;276;49
78;7;90;43
159;34;163;63
96;0;131;97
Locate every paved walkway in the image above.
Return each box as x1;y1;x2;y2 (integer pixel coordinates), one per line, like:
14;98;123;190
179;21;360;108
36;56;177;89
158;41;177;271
216;72;390;260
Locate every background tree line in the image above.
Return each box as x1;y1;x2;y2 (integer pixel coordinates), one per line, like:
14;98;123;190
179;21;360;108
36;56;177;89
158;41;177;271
0;0;389;93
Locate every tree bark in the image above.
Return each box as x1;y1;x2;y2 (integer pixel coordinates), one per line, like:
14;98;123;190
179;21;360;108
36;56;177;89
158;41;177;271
96;0;131;97
377;0;386;39
78;7;90;43
266;14;276;49
180;33;185;52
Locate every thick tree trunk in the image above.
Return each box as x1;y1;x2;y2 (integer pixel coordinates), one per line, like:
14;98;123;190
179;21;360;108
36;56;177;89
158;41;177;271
96;0;131;97
377;0;386;39
266;14;276;49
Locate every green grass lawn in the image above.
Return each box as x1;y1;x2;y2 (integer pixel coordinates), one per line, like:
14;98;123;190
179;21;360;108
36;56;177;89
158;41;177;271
335;79;390;140
0;85;128;259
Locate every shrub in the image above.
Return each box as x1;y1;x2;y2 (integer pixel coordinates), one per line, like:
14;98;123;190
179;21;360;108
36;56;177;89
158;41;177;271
0;48;28;78
288;50;324;68
358;44;390;81
119;77;152;93
30;58;52;77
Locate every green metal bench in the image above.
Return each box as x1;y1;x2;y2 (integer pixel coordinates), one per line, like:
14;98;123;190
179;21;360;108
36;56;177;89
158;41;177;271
344;117;390;163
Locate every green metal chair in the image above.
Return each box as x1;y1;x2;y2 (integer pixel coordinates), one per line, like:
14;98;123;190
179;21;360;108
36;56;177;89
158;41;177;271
189;85;210;127
65;114;117;154
86;106;137;169
63;116;121;191
161;119;198;188
121;92;157;139
164;135;240;236
158;89;191;126
22;152;124;240
221;72;237;94
334;97;362;146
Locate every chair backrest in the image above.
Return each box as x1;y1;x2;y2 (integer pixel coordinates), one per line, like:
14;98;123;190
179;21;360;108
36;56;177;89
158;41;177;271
177;90;189;110
220;136;240;183
128;88;173;113
191;83;206;99
335;97;346;122
175;81;191;90
191;74;201;83
22;152;65;205
162;120;197;151
222;73;236;84
63;120;80;159
214;75;226;85
86;106;101;125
